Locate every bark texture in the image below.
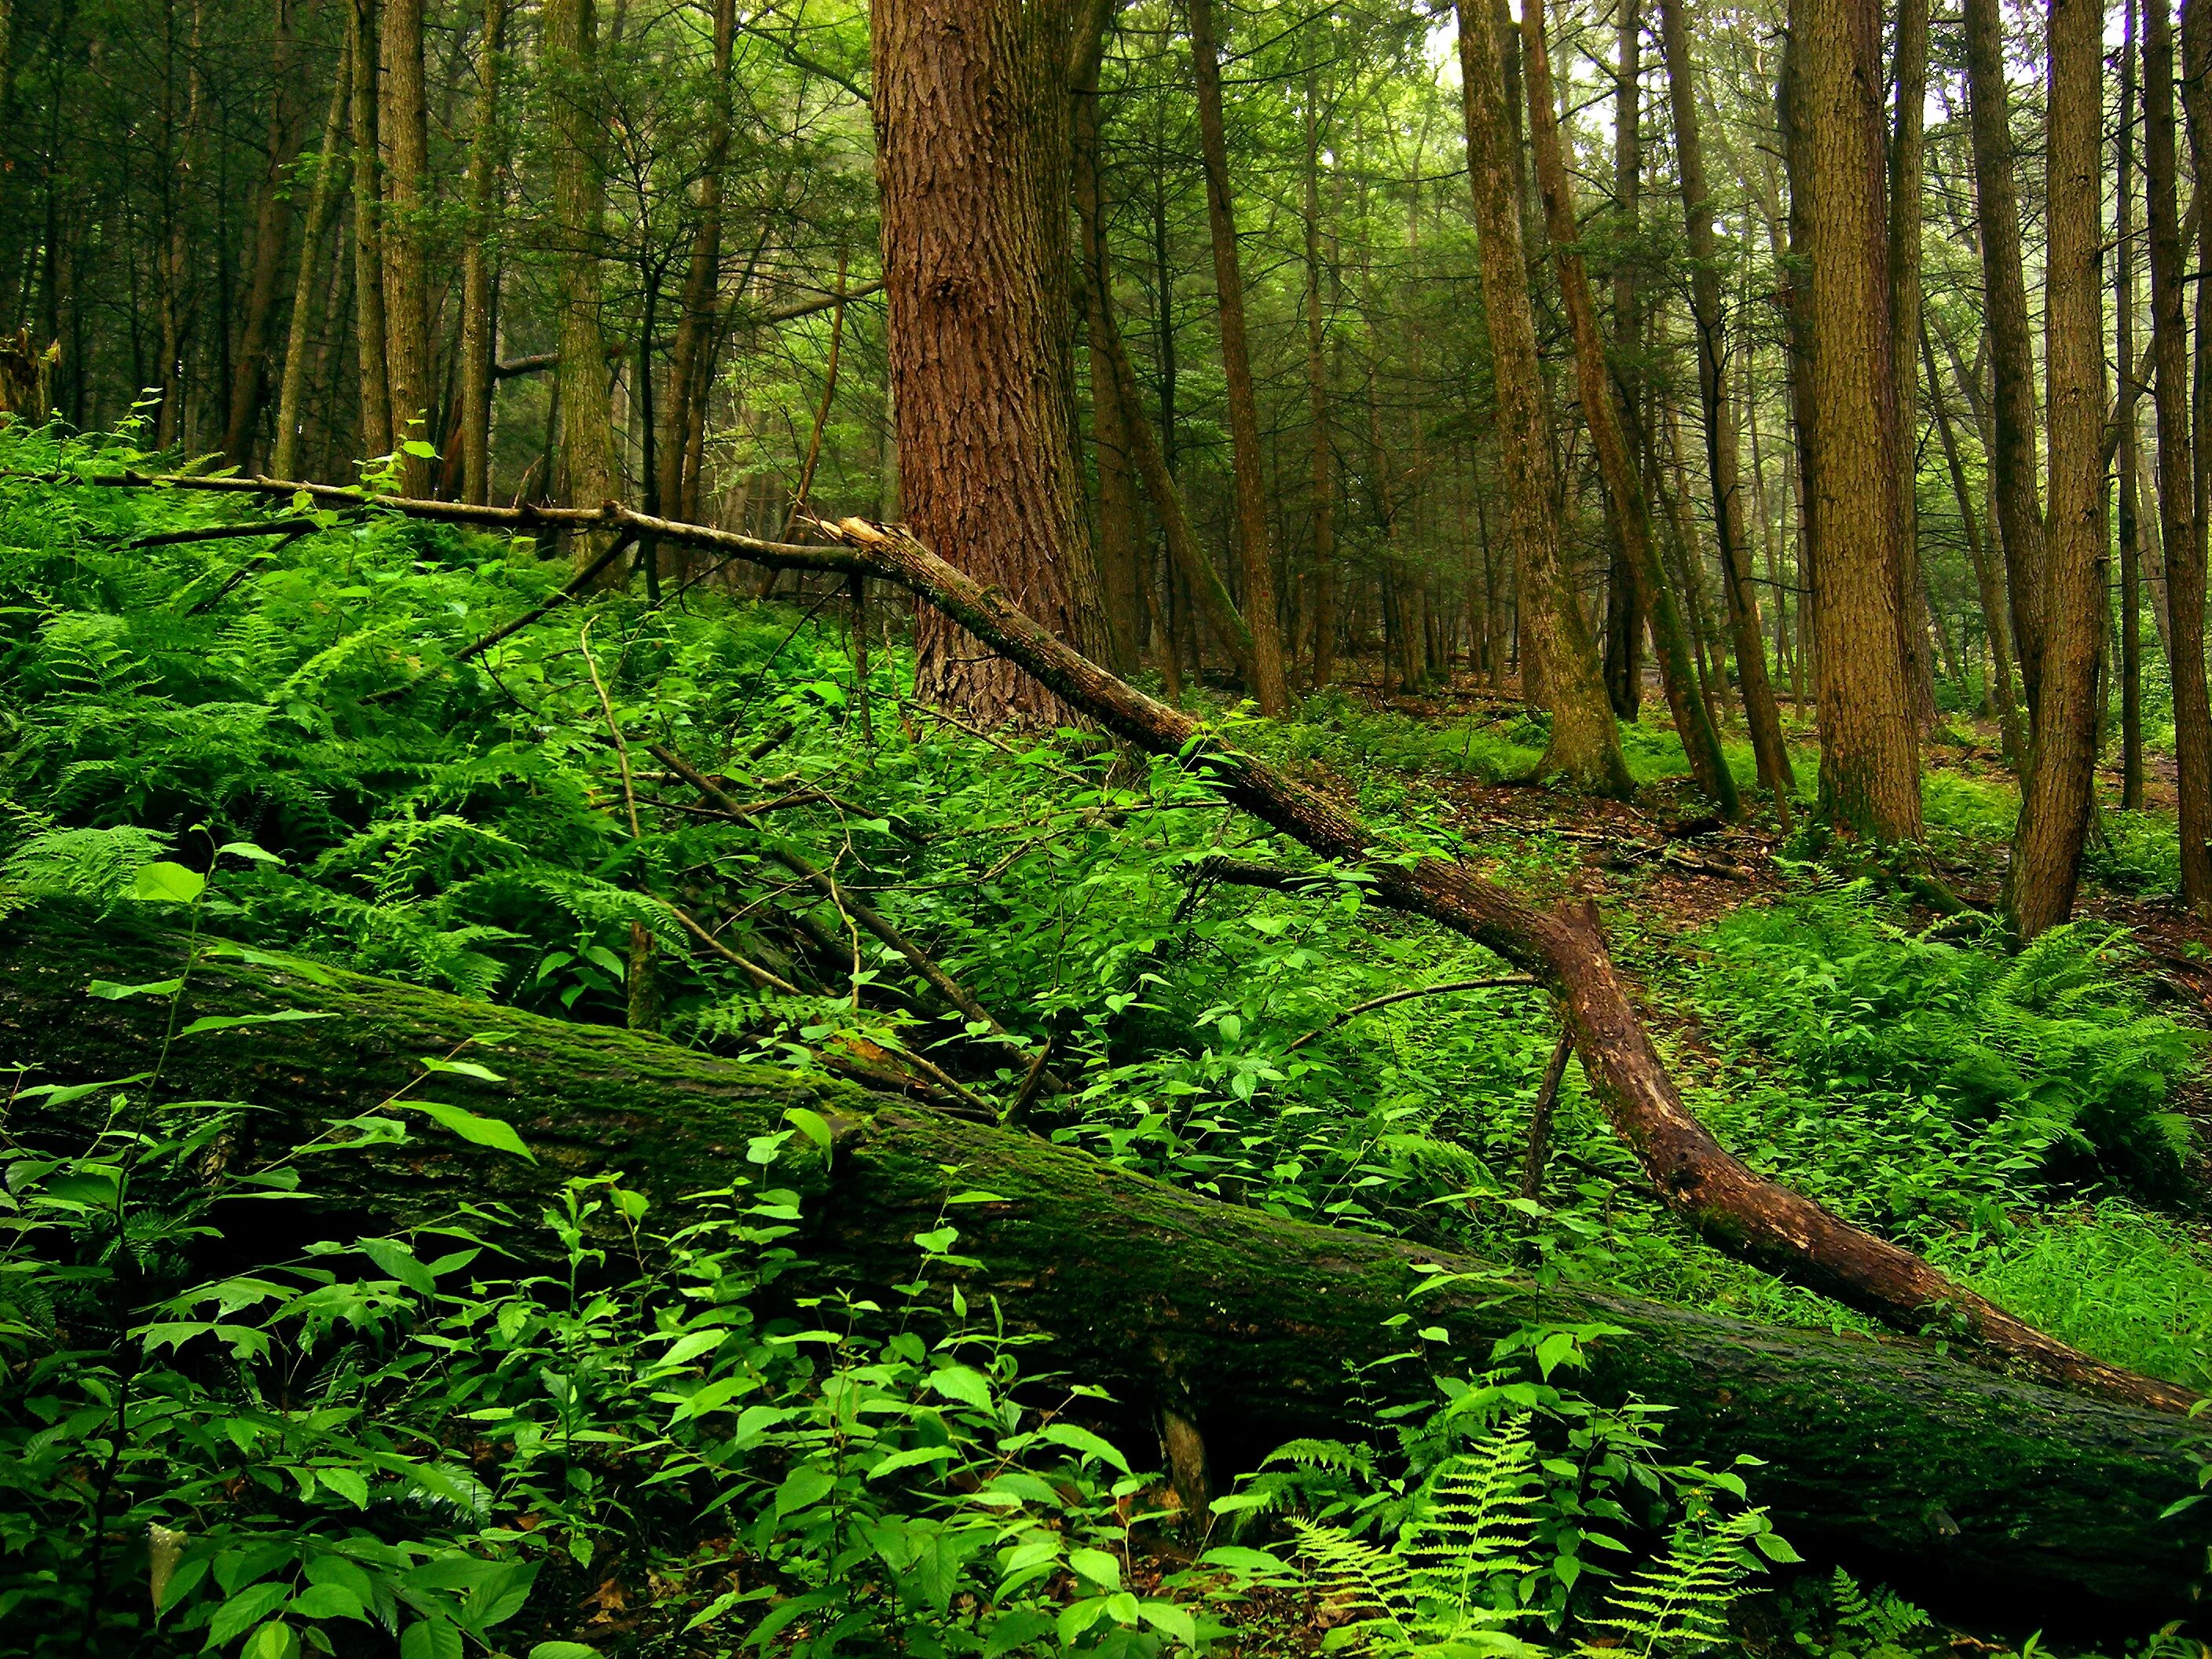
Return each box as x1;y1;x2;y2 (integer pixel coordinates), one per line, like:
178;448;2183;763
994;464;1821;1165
2165;0;2212;913
457;0;510;507
347;0;391;459
222;0;303;470
1454;0;1631;797
1798;0;1922;840
3;906;2205;1619
548;0;615;555
1885;0;1935;726
873;0;1104;723
272;39;352;482
378;0;432;491
2006;0;2106;938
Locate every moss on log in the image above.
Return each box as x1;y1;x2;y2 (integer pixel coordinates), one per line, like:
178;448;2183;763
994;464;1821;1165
2;906;2205;1621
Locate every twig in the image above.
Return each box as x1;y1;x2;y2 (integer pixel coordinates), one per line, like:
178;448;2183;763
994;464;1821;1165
1520;1027;1577;1201
668;902;800;994
1286;976;1540;1052
580;616;640;839
134;516;320;547
457;525;635;662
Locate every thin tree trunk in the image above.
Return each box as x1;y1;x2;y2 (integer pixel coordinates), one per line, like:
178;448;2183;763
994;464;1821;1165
2158;0;2212;910
379;0;431;488
2119;0;2144;811
457;0;510;506
1887;0;1936;727
1522;0;1736;814
349;0;390;458
1604;0;1644;725
1454;0;1631;796
2005;0;2105;938
658;0;733;539
1303;60;1336;691
1185;0;1287;714
222;0;304;469
1964;0;2048;718
874;0;1105;723
1796;0;1922;840
1657;0;1796;810
548;0;616;563
272;37;352;481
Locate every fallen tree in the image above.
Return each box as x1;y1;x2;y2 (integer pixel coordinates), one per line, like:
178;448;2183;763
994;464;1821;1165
2;906;2204;1620
12;465;2192;1416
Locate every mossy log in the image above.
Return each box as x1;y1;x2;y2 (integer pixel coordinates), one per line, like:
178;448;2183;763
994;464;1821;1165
2;908;2206;1622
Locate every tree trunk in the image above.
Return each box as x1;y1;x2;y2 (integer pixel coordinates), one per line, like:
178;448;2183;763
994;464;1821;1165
1454;0;1631;797
2005;0;2106;938
1796;0;1922;841
2167;0;2212;912
348;0;391;459
272;38;353;482
379;0;431;489
1887;0;1936;727
1603;0;1643;725
548;0;616;564
873;0;1104;723
1655;0;1796;811
6;907;2204;1619
1302;60;1336;692
1521;0;1737;815
222;0;304;471
1074;0;1142;677
1185;0;1287;715
457;0;510;507
2119;0;2144;812
1964;0;2048;719
657;0;732;538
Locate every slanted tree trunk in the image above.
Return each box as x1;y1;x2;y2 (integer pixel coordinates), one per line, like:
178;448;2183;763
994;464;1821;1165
272;38;353;482
7;911;2207;1621
1656;0;1795;811
873;0;1105;723
348;0;391;459
222;0;304;470
1521;0;1737;816
379;0;431;489
2005;0;2106;938
1964;0;2048;719
2165;0;2212;912
1795;0;1922;841
1185;0;1287;715
1887;0;1936;727
456;0;510;507
1453;0;1631;797
1074;0;1142;676
548;0;616;563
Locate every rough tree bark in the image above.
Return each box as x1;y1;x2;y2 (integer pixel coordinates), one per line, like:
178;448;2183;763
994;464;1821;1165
548;0;616;562
1454;0;1632;797
657;0;734;543
1602;0;1643;726
2119;0;2144;811
457;0;510;507
1520;0;1737;817
1963;0;2048;717
272;38;353;482
872;0;1106;723
1796;0;1922;840
2006;0;2107;939
4;908;2202;1618
1886;0;1936;727
379;0;432;491
348;0;391;459
1185;0;1288;714
1656;0;1796;811
222;0;305;471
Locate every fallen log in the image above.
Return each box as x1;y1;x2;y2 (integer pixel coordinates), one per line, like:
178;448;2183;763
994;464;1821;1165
13;467;2190;1413
0;907;2205;1621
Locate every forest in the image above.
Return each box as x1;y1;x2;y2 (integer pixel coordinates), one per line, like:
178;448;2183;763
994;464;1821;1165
5;0;2212;1650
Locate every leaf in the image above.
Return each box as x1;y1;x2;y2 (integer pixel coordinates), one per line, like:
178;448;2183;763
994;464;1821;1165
1037;1423;1130;1474
130;862;205;904
217;840;284;865
417;1057;507;1083
1067;1547;1122;1592
406;1100;534;1161
243;1624;300;1659
178;1009;335;1038
210;1582;292;1647
983;1609;1058;1659
290;1581;369;1622
399;1616;463;1659
867;1444;954;1481
357;1236;438;1295
928;1364;993;1413
1197;1546;1290;1577
783;1106;833;1152
775;1463;836;1518
316;1467;371;1510
529;1646;603;1659
86;977;183;1000
1142;1601;1198;1648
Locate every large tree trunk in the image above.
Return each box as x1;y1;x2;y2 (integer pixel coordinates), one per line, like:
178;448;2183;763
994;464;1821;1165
456;0;510;507
2006;0;2107;939
1964;0;2048;719
1520;0;1737;816
1796;0;1922;841
1185;0;1287;714
549;0;616;559
222;0;304;471
2168;0;2212;914
272;38;353;482
1656;0;1795;811
4;906;2202;1620
1453;0;1632;797
348;0;392;459
379;0;432;491
873;0;1105;724
1886;0;1936;727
